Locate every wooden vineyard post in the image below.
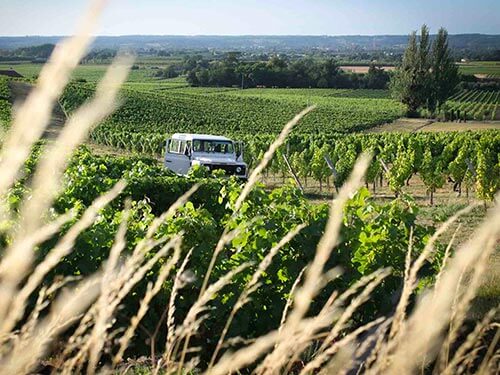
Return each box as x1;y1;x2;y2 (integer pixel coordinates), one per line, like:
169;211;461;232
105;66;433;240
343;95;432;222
324;155;339;194
379;157;391;189
282;154;304;192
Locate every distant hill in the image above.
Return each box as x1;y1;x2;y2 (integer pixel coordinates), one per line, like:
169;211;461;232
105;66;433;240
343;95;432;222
1;34;499;52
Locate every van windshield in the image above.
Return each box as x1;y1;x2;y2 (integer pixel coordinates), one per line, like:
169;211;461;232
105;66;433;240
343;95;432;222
192;140;234;154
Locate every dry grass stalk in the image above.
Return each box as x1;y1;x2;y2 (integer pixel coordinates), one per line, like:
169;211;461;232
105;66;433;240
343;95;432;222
86;201;132;374
355;318;393;372
258;155;370;373
113;240;182;365
143;184;199;241
318;345;356;375
0;0;105;199
208;223;306;368
443;308;498;374
61;235;182;374
19;54;133;235
282;269;390;375
0;275;102;375
388;204;477;344
302;269;391;373
175;263;251;369
307;317;387;375
278;266;306;332
115;236;182;305
370;205;480;372
382;197;500;374
163;249;195;365
435;223;461;290
476;325;500;374
440;236;496;372
309;318;386;375
0;209;75;326
18;276;82;344
0;181;125;339
0;0;108;333
206;330;280;375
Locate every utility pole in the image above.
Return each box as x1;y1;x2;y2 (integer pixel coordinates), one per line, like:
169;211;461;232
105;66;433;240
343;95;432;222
241;73;244;89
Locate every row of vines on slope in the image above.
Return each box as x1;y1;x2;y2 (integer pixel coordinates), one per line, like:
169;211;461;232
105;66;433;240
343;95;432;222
0;77;11;127
87;128;499;204
444;89;500;121
61;83;405;135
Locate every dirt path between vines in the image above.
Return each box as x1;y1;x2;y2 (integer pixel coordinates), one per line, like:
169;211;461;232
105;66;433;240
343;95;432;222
367;117;500;133
8;81;67;139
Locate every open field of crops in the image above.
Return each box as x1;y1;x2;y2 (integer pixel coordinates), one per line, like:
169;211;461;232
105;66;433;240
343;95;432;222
61;83;405;143
445;89;500;120
0;62;187;82
458;61;500;78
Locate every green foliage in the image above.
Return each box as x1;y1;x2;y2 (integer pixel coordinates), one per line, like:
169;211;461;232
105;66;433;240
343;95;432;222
0;77;11;127
5;146;444;360
431;28;460;110
420;147;446;204
475;139;500;202
391;26;459;115
444;89;499;121
60;83;404;147
0;76;10;100
390;29;430;115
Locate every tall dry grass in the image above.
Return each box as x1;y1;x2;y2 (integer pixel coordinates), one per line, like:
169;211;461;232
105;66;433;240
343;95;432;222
0;1;498;374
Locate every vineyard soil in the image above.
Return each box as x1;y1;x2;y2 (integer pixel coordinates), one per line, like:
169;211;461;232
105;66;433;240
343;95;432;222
8;80;66;139
368;118;500;133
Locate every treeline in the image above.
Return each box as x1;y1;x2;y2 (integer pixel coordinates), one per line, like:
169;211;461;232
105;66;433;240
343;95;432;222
0;44;119;63
81;48;117;63
185;55;391;89
0;43;55;62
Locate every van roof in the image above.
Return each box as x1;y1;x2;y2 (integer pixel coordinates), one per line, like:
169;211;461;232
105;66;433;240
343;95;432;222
172;133;232;141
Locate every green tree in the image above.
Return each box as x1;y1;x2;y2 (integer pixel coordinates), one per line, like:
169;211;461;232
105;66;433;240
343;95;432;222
390;25;432;115
430;28;459;111
366;64;390;89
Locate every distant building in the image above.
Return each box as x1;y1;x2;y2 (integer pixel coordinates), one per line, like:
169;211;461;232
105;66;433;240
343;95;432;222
0;70;23;78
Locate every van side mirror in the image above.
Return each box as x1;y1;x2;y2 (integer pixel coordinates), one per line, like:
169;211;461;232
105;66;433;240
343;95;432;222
165;139;171;154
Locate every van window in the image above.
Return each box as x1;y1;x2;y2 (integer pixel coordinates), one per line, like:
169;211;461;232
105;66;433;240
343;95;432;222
192;140;234;154
169;139;180;153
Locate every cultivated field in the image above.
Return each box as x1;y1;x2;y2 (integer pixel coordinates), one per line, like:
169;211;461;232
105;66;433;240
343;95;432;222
458;61;500;78
339;65;396;73
445;89;500;120
0;53;499;374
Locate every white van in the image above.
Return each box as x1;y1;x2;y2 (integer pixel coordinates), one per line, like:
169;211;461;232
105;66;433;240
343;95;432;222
164;133;248;179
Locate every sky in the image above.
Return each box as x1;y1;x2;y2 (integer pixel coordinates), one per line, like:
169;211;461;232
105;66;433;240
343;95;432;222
0;0;499;36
